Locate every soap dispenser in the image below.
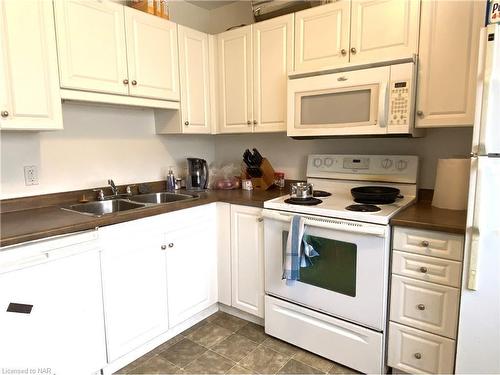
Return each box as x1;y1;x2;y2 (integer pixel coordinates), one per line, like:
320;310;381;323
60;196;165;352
166;167;176;192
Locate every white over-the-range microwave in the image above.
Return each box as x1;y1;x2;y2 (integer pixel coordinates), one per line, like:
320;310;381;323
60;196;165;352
287;62;422;137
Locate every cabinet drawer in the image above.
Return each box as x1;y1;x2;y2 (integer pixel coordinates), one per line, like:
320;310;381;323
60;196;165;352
393;227;464;261
390;275;459;338
388;322;455;374
392;251;462;288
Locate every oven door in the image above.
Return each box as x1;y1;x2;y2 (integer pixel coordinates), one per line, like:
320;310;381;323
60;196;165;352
263;209;390;331
287;66;390;137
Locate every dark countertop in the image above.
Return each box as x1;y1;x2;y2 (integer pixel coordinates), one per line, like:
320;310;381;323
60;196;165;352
0;187;288;248
390;198;467;235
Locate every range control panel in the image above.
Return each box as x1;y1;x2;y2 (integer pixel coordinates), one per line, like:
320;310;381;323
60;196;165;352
307;155;419;184
388;81;410;126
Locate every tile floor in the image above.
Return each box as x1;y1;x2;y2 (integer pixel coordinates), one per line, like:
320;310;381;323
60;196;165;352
115;311;360;374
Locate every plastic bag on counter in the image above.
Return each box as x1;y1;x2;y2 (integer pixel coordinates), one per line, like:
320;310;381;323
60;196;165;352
209;163;241;190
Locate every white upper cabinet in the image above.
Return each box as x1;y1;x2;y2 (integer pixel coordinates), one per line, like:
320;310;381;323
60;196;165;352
178;25;211;134
294;1;350;72
0;0;62;130
253;14;293;133
415;0;485;128
53;0;129;95
218;25;253;133
350;0;420;64
124;7;179;101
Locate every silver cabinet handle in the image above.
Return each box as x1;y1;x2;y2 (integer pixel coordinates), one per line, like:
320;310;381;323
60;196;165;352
417;304;426;311
419;266;428;273
417;110;424;117
421;240;430;247
184;121;189;126
414;353;422;359
247;120;251;125
340;49;347;56
131;80;137;86
123;79;129;84
168;243;174;248
161;245;167;250
350;47;357;54
1;110;8;117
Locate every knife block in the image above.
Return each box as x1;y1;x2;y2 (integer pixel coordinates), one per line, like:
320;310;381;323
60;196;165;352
247;158;275;191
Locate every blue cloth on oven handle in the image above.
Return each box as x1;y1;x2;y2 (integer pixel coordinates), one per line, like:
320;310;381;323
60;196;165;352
282;216;319;281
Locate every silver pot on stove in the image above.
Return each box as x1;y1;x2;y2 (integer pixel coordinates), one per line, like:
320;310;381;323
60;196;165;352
290;182;314;199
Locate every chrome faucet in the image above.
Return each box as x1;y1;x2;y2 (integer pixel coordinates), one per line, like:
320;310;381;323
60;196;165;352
108;179;118;195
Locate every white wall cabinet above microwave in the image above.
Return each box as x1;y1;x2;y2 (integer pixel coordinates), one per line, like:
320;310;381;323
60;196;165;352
0;0;62;131
294;0;420;74
217;14;293;134
54;0;179;102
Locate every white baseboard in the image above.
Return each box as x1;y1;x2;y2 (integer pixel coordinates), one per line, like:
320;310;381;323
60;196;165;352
219;303;264;326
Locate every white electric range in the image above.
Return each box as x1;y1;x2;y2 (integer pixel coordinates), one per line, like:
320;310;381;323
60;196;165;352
262;155;419;374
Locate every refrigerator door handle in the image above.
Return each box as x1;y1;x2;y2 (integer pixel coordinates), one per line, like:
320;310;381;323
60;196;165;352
467;227;480;290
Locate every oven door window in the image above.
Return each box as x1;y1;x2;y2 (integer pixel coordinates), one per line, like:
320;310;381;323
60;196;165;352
295;84;379;128
282;232;357;297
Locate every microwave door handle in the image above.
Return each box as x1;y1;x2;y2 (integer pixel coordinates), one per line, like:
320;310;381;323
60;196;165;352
378;81;389;128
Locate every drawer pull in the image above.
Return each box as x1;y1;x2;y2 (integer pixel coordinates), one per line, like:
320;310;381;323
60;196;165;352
414;352;422;359
419;266;428;273
421;240;430;247
417;304;426;311
161;245;167;250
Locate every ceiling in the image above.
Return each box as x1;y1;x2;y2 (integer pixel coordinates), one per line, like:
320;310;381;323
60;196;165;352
186;0;239;10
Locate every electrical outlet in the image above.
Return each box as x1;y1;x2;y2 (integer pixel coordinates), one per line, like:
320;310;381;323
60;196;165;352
24;165;39;186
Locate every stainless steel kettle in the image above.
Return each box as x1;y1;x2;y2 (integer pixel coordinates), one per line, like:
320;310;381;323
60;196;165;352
186;158;209;191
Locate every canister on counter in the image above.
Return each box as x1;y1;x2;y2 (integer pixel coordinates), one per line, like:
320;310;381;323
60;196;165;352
242;179;253;191
274;172;285;189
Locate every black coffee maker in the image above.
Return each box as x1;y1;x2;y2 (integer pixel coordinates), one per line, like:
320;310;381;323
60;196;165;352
186;158;209;191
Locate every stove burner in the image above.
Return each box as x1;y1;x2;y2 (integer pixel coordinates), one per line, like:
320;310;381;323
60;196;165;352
285;197;323;206
354;198;395;205
346;204;381;212
313;190;332;198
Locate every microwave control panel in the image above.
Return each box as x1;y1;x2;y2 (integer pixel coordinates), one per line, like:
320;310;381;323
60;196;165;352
389;81;410;126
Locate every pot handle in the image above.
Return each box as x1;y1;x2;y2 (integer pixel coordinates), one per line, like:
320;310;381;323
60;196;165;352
397;194;404;199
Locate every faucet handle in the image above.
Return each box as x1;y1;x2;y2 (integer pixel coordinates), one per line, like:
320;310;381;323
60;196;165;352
93;189;105;201
125;185;135;195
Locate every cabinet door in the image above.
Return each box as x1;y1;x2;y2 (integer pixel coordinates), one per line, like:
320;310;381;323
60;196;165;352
231;205;264;318
53;0;129;95
100;223;168;362
178;25;211;134
294;2;350;73
0;0;62;130
124;7;180;101
350;0;420;64
253;14;293;133
218;25;253;133
166;219;217;327
415;1;485;128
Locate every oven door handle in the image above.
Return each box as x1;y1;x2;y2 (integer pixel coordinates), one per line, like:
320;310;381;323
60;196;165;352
262;210;388;238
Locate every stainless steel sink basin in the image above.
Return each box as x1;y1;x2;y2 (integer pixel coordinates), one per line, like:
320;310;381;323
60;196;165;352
129;192;199;204
63;199;146;217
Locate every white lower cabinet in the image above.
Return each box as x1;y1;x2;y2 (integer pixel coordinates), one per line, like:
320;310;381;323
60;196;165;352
389;226;465;374
165;210;217;327
230;204;265;318
100;204;217;363
100;217;169;362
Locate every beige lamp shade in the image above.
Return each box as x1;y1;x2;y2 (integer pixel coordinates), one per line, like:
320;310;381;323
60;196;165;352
432;158;470;210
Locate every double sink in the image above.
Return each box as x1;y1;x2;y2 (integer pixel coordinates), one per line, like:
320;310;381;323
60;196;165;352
63;192;199;217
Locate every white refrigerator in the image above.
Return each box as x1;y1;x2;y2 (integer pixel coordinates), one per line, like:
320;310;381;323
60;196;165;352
456;23;500;374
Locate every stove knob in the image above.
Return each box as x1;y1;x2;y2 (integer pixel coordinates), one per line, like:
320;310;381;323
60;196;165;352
396;160;408;171
324;158;333;167
381;158;393;169
313;158;323;168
